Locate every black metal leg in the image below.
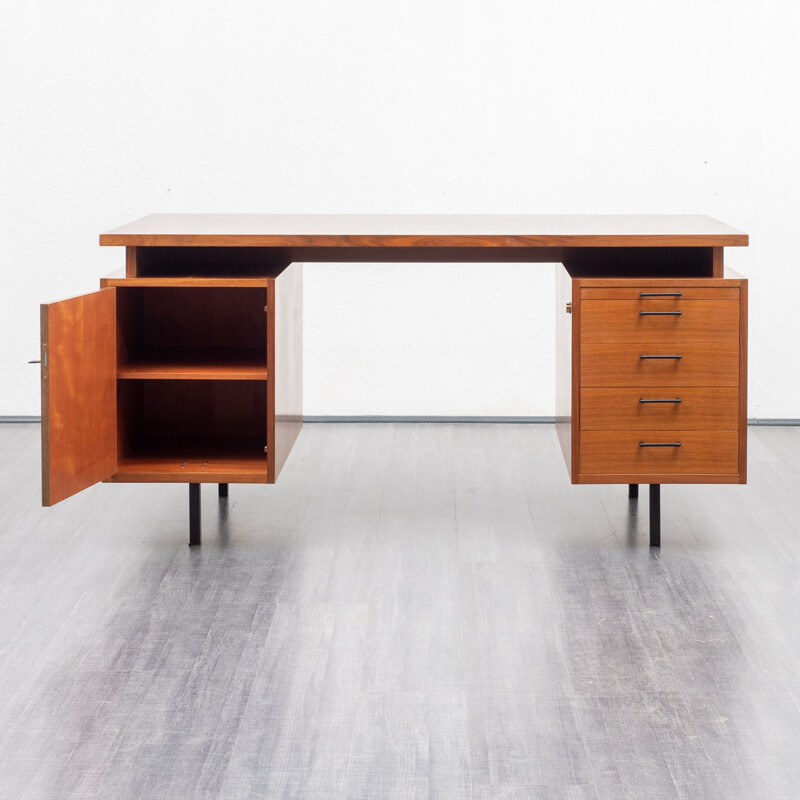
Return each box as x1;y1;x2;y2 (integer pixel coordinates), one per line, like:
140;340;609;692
649;484;661;548
218;483;228;499
189;484;201;546
628;483;639;499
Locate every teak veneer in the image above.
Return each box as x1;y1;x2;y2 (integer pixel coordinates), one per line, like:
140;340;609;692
40;214;749;546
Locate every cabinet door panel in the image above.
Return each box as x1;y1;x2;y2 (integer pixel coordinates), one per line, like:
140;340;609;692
41;288;117;505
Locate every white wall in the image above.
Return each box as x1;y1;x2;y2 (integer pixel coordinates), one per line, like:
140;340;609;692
1;0;796;418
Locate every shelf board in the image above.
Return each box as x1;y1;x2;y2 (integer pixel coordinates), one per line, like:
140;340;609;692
109;437;268;482
118;349;267;380
101;275;271;288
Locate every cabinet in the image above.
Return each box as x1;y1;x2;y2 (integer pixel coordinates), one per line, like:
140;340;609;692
40;261;303;507
556;271;747;485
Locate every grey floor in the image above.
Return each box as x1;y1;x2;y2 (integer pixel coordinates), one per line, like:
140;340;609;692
1;423;800;799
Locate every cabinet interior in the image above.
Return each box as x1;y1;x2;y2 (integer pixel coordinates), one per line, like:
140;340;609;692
116;287;267;377
134;247;289;277
113;286;270;480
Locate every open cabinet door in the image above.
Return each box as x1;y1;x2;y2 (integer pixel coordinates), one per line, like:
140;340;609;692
41;288;117;506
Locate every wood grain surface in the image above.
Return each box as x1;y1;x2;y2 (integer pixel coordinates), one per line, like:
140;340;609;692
580;342;739;387
580;387;739;431
580;299;739;344
41;288;117;505
580;430;739;475
99;213;749;248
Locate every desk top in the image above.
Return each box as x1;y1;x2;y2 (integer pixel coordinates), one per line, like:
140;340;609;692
100;214;748;248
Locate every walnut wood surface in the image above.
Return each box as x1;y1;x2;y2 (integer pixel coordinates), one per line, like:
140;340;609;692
554;269;575;478
580;430;739;476
566;273;747;485
738;279;749;483
580;387;739;431
41;289;117;505
117;349;267;380
580;287;738;300
101;276;270;288
99;214;749;248
110;452;268;483
580;299;739;344
580;342;739;387
574;273;744;288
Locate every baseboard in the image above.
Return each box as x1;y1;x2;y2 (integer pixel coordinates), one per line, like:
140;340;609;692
302;415;557;423
4;415;800;426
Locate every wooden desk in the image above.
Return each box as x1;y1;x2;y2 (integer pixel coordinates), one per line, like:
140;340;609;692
40;214;749;546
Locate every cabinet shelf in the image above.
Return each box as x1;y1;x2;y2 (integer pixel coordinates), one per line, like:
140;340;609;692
118;349;267;380
111;436;268;483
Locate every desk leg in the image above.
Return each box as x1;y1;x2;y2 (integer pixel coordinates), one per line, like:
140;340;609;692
218;483;228;499
628;483;639;499
189;484;201;546
649;484;661;548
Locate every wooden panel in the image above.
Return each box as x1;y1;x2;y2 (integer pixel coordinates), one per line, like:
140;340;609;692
41;289;117;506
581;342;739;387
574;274;745;288
739;279;748;483
110;453;268;484
712;246;724;278
581;287;738;300
580;387;739;431
125;246;137;277
268;262;304;483
102;276;270;288
580;299;739;344
117;349;267;380
576;472;741;485
99;213;749;248
580;430;739;475
555;267;576;478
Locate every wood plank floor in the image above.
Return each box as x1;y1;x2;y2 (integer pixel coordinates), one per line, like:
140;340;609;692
1;422;800;799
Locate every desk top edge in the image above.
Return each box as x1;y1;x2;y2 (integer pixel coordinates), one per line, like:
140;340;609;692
99;214;749;247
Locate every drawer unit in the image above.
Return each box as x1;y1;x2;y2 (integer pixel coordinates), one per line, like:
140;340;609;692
580;387;739;431
556;273;747;485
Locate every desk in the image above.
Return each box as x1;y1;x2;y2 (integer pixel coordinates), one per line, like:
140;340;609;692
40;214;749;547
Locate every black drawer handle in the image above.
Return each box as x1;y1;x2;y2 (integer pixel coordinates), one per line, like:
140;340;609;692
639;398;682;403
640;310;682;316
639;292;682;297
639;354;682;359
639;442;682;447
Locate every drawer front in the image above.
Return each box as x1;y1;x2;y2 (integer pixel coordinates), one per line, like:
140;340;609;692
581;342;739;387
581;387;739;431
580;430;739;475
581;287;739;301
581;299;739;344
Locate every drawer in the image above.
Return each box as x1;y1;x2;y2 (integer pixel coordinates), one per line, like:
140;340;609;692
581;387;739;431
581;287;739;300
580;430;739;475
581;299;739;344
581;342;739;387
